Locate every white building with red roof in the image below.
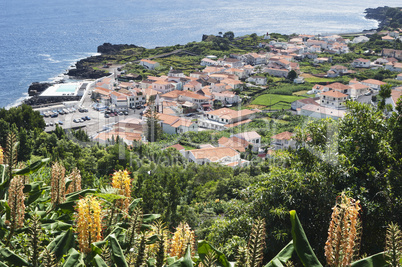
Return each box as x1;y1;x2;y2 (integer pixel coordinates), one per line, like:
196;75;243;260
361;79;387;90
385;89;402;112
185;147;245;167
351;58;371;68
156;113;198;135
139;59;160;70
270;131;296;150
199;108;257;130
233;131;262;152
320;90;349;109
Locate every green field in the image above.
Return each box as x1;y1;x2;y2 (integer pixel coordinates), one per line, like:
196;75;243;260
251;94;304;109
304;77;337;83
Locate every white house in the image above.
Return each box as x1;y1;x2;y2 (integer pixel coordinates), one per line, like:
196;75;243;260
351;58;371;68
270;131;296;150
198;108;257;130
264;67;289;78
152;80;175;93
298;104;346;120
200;58;218;66
185;147;243;166
319;90;348;109
327;65;349;77
385;62;402;72
139;59;160;70
232;131;261;152
110;91;128;111
361;79;387;90
157;113;198;135
385;89;402;112
349;83;370;98
213;91;240;105
247;76;268;85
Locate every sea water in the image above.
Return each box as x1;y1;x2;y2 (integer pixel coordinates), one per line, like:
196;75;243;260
1;0;400;108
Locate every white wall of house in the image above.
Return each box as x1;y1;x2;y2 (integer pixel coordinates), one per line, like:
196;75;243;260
271;138;296;150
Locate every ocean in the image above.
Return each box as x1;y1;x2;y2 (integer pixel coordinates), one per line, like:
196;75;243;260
1;0;401;108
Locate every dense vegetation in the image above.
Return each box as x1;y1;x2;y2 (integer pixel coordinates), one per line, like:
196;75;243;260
0;96;401;266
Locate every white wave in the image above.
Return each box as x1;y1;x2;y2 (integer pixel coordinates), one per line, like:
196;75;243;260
5;93;30;110
39;53;61;63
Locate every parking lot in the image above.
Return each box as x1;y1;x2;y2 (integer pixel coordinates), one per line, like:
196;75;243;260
43;105;143;139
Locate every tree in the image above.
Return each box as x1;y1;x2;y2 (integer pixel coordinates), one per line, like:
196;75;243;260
144;103;162;142
378;83;392;111
223;31;235;41
287;70;297;81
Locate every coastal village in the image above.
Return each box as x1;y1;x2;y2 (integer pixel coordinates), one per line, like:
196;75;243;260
2;5;402;266
32;29;402;168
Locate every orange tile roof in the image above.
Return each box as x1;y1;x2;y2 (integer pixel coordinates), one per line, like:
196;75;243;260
349;83;369;90
167;144;185;151
218;136;250;152
391;89;402;105
207;108;256;119
141;59;158;65
110;91;127;100
327;82;350;91
190;147;239;161
161;90;209;100
361;79;387;86
321;90;348;98
271;131;294;140
225;119;252;128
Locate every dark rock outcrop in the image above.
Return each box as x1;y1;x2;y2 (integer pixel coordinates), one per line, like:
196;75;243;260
365;6;391;29
97;43;139;55
67;55;111;79
28;82;52;96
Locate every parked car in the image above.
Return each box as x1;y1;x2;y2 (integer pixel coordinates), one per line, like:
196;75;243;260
105;114;110;118
58;121;63;125
118;112;124;116
124;111;128;115
51;113;59;118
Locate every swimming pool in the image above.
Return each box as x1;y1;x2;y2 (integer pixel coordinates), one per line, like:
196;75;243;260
56;83;78;93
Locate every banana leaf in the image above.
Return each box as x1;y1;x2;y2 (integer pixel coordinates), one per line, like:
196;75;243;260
198;240;231;267
58;189;97;212
92;254;109;267
143;214;161;223
65;188;97;202
91;240;108;255
168;245;193;267
350;251;387;267
128;198;142;214
147;234;159;245
13;158;50;176
46;228;75;261
108;234;128;267
23;182;44;205
289;210;322;267
264;241;294;267
62;248;85;267
0;261;9;267
0;200;10;221
94;192;127;202
0;247;31;266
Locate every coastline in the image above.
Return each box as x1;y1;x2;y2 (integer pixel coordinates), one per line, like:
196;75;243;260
3;6;394;110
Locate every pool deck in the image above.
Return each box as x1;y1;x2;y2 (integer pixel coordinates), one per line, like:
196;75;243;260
39;82;81;97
